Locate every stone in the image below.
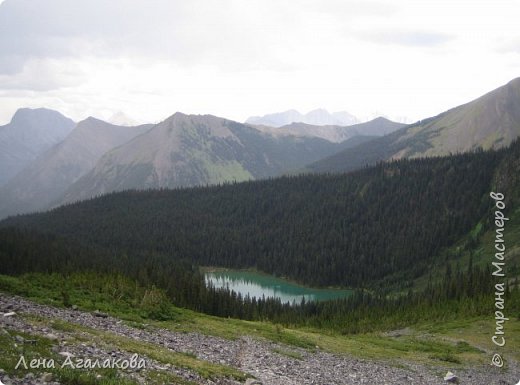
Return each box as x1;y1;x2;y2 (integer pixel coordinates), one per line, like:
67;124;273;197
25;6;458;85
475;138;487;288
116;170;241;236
45;333;59;341
245;379;263;385
444;371;459;383
71;305;78;310
93;310;109;318
59;351;74;358
3;312;16;317
14;335;24;343
41;372;53;382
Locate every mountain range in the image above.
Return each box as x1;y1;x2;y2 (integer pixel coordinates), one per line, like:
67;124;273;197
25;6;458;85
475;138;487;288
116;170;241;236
308;77;520;173
0;108;75;186
58;113;345;205
255;117;404;143
246;108;359;127
1;78;520;218
0;118;151;218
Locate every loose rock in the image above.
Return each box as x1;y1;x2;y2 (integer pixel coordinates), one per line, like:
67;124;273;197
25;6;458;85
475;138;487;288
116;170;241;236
444;371;459;383
41;372;53;382
245;379;263;385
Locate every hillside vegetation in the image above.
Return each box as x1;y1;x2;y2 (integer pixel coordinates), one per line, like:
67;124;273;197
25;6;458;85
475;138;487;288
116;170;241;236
3;142;519;289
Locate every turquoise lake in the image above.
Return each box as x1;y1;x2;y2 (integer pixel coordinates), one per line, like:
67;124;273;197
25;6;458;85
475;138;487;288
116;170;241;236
204;270;352;304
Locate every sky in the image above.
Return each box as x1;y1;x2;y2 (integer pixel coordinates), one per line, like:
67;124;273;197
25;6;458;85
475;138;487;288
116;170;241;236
0;0;519;125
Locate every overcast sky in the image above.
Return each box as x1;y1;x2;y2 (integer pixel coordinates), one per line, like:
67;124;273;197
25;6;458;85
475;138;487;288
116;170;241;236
0;0;519;125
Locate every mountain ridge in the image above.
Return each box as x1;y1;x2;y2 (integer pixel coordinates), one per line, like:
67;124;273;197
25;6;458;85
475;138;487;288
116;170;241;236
0;108;75;186
58;112;344;205
307;77;520;173
0;117;152;218
246;108;359;127
254;116;404;143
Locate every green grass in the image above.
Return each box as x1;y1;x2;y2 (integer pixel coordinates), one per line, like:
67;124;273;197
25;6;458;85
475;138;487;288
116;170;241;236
409;206;520;294
417;317;520;362
0;272;179;322
1;271;518;372
0;328;138;385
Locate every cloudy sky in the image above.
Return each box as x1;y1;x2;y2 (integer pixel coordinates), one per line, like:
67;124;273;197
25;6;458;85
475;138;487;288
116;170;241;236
0;0;519;125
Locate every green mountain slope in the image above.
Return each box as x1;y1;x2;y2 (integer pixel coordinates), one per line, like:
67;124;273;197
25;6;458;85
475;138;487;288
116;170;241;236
58;113;342;204
4;140;519;289
308;78;520;174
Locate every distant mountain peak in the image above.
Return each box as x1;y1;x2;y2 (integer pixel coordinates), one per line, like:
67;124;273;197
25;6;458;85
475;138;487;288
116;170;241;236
307;77;520;174
0;116;152;218
10;107;70;125
255;116;405;143
108;111;139;127
83;116;105;124
246;109;359;128
0;108;76;187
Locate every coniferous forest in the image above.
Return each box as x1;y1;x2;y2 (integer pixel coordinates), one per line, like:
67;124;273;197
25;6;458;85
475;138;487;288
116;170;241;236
1;140;520;332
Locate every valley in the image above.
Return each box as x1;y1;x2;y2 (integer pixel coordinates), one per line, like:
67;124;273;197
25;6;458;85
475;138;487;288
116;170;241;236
1;79;520;384
1;1;519;383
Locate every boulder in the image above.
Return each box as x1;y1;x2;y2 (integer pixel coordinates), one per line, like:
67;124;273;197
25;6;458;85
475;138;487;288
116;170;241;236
93;310;109;318
444;371;459;383
45;333;59;341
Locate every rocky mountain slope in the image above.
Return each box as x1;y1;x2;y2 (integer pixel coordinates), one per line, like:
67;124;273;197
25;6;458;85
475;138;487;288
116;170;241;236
308;77;520;173
59;113;341;205
0;118;151;217
0;108;75;186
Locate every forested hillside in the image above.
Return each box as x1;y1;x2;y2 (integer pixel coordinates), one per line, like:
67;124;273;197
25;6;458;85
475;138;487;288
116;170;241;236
3;141;519;289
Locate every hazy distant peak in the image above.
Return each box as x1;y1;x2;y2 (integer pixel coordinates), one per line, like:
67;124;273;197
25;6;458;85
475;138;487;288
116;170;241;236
307;108;329;113
371;116;392;123
170;111;188;119
0;107;76;186
82;116;105;124
165;112;236;125
10;107;73;125
307;77;520;174
108;111;139;127
246;109;359;127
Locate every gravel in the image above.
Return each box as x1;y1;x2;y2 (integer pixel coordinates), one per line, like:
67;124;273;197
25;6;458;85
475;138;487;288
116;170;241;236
0;293;518;385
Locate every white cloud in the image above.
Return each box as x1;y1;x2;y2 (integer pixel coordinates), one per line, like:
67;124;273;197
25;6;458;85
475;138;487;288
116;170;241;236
357;30;453;47
0;0;519;125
